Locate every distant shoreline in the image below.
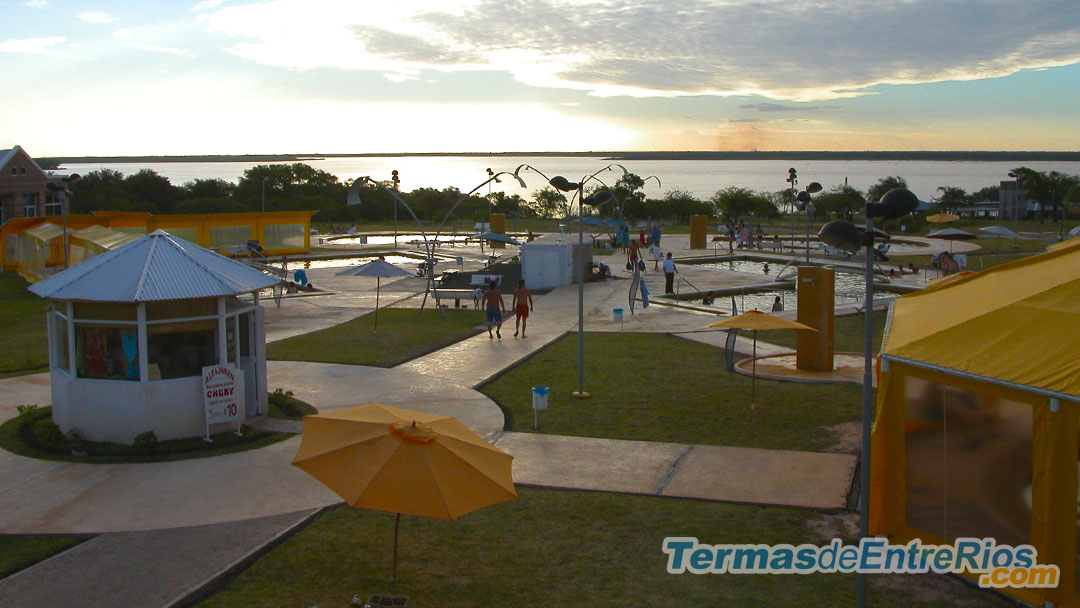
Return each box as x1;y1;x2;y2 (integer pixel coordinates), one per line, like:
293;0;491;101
41;150;1080;165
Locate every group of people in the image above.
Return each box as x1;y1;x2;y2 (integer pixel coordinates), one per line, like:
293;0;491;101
615;223;662;253
627;240;678;294
723;219;771;250
477;279;534;339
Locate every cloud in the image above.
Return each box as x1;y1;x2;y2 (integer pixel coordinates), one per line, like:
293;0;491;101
727;118;764;123
740;103;838;113
192;0;225;10
25;0;50;8
78;11;116;24
130;44;190;55
0;36;67;55
201;0;1080;102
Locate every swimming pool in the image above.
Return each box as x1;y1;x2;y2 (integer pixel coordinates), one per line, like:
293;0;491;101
294;254;426;270
330;234;473;246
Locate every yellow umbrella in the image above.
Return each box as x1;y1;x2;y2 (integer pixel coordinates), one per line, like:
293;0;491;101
293;402;517;581
705;310;818;409
926;213;960;223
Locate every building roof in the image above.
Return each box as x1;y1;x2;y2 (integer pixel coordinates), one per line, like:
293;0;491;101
28;230;280;302
883;238;1080;398
0;145;47;176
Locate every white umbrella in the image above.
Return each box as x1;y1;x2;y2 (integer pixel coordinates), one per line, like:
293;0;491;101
1069;226;1080;237
979;225;1020;253
337;259;414;333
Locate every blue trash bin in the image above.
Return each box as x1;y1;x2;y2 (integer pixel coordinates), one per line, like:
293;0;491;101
531;386;549;410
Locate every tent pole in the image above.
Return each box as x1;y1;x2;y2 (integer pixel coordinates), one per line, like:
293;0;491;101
392;512;400;583
374;277;380;334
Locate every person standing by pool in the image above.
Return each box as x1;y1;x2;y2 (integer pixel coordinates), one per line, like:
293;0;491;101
628;240;643;273
651;223;661;247
482;281;506;339
772;296;783;312
663;252;677;295
511;280;533;338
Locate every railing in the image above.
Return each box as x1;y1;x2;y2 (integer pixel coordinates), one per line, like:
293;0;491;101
675;276;703;299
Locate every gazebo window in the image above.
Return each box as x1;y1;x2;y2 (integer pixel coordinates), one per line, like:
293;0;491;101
74;326;139;381
147;320;216;380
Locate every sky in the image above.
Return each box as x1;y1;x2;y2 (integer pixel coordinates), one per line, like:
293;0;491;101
2;0;1079;156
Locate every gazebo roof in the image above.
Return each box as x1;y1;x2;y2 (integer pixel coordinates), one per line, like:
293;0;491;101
28;230;280;303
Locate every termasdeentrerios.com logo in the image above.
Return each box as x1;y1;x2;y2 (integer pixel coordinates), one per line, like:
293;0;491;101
662;537;1059;589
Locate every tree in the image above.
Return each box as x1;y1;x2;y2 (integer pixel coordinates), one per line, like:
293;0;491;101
182;178;236;200
1010;167;1080;222
814;185;865;222
529;187;568;219
971;185;1000;202
710;186;774;222
124;169;181;213
935;186;969;211
70;168;126;213
657;188;711;223
867;176;908;203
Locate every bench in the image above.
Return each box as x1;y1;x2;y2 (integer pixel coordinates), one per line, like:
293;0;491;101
758;240;783;251
432;288;478;308
469;274;502;287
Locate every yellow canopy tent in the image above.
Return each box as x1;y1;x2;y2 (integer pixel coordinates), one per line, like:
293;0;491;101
69;225;142;265
871;238;1080;607
17;221;64;282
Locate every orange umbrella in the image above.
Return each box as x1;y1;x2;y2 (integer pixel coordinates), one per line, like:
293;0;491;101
293;402;517;581
926;213;960;223
705;310;818;409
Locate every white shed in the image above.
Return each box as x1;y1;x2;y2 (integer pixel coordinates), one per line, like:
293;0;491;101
28;231;279;444
520;233;594;290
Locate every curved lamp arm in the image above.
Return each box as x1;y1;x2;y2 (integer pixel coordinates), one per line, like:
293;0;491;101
356;176;430;255
434;171;526;240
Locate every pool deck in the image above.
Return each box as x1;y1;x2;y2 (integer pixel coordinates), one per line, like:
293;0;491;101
0;232;925;606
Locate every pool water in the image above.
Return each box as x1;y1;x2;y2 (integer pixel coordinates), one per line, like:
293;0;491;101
332;234;472;246
296;254;424;270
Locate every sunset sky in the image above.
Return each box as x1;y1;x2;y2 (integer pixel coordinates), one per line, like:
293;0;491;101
3;0;1079;156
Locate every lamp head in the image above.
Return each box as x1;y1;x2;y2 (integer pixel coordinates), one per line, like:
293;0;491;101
549;176;579;192
582;190;615;206
805;182;823;194
795;190;812;211
486;167;494;177
818;219;867;253
867;187;918;220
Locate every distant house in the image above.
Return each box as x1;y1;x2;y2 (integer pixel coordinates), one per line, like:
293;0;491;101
0;145;68;224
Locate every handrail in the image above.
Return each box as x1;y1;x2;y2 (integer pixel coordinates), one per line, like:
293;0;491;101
774;256;803;281
675;276;702;299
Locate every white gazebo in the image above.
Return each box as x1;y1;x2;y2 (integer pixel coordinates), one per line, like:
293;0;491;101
28;230;280;444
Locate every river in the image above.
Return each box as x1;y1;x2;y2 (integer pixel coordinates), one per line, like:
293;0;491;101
58;155;1080;202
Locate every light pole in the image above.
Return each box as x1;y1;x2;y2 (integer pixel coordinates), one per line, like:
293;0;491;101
818;188;918;608
794;181;822;264
1007;171;1024;234
523;164;622;399
46;173;80;269
392;169;400;247
787;168;798;251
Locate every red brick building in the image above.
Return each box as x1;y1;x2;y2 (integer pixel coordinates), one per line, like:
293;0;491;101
0;146;67;225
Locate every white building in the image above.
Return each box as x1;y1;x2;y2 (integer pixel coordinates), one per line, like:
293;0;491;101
28;231;279;444
520;232;593;290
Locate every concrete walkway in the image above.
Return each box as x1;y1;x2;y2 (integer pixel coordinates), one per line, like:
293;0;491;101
0;235;861;606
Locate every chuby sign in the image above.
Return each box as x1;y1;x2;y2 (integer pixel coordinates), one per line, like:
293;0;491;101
202;365;243;440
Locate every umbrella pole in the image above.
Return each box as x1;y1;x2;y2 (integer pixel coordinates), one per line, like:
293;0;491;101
392;512;400;583
751;330;757;410
374;277;380;334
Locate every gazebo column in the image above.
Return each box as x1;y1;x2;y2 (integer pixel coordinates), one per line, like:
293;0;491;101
65;301;76;376
217;297;227;365
137;303;148;383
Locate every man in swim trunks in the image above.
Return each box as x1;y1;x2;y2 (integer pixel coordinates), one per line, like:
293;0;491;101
481;280;506;339
511;279;533;338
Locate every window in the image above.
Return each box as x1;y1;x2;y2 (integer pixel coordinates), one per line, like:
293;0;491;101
147;321;217;379
209;225;252;250
20;167;26;176
44;193;63;216
74;326;139;381
9;167;16;176
51;313;70;372
263;223;305;250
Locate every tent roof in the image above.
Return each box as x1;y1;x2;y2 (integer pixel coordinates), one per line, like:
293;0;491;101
22;222;64;242
883;239;1080;398
28;230;279;302
71;225;141;250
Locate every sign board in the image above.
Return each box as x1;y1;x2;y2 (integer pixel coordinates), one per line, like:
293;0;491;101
202;364;243;439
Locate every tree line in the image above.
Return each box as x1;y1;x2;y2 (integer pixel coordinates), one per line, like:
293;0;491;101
67;163;1079;226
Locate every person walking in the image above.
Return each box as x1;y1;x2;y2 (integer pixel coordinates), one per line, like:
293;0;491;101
649;241;663;271
511;279;533;338
481;281;506;339
628;240;642;273
663;252;677;295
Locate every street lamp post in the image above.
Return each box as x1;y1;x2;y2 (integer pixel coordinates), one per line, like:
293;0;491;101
787;168;798;251
46;173;80;269
794;181;822;264
818;188;918;608
391;170;400;248
1007;171;1024;234
523;164;622;399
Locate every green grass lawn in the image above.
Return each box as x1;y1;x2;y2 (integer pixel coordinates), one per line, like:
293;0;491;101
266;307;485;367
0;273;49;378
760;313;886;354
0;534;84;579
196;488;1011;608
480;333;863;452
